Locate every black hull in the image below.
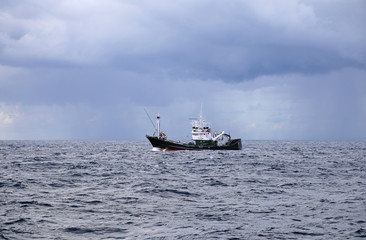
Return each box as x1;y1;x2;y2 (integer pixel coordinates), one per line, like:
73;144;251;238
146;135;242;150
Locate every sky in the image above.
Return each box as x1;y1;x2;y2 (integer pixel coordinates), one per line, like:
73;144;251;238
0;0;366;141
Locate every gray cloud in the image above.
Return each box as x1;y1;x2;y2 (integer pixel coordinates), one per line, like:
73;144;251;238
0;0;365;140
1;0;365;79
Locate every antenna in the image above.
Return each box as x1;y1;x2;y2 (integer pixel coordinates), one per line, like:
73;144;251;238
200;103;203;121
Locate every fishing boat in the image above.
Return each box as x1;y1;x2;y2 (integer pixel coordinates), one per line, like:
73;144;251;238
145;111;242;151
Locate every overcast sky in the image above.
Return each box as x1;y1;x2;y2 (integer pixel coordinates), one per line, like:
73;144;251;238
1;0;365;140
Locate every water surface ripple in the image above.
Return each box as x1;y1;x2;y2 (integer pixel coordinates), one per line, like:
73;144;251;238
0;140;365;239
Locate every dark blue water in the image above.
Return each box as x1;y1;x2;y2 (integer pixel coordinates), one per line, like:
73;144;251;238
0;140;365;239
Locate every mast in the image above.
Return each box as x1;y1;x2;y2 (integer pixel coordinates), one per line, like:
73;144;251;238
157;113;160;138
200;104;203;123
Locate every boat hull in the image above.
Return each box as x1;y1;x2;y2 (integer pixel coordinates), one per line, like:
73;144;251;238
146;135;242;150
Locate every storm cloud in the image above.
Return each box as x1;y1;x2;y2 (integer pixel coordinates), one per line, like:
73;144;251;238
1;0;365;140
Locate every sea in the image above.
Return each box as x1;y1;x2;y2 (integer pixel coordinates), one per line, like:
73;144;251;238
0;140;365;239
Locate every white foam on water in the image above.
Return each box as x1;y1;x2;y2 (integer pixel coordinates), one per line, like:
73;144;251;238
152;147;162;151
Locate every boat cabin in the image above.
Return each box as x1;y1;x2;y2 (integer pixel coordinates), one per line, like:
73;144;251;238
191;118;212;141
